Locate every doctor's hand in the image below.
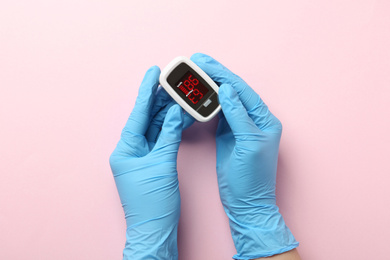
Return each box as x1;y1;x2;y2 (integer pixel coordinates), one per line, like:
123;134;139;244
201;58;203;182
109;66;190;260
191;53;299;260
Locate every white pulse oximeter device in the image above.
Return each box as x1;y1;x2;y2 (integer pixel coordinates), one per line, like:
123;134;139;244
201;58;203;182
159;56;221;122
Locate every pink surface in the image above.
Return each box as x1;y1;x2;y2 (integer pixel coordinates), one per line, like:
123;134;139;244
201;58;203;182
1;1;389;259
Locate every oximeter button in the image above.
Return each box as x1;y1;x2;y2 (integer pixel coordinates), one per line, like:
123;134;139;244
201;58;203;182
203;99;212;107
198;92;219;117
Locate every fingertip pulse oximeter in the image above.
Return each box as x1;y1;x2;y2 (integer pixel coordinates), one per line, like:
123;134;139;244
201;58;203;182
159;56;221;122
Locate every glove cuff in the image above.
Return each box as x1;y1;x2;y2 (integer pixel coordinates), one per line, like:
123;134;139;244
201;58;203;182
123;224;179;260
227;205;299;259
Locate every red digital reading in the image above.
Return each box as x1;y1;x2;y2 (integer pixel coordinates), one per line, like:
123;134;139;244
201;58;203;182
177;72;208;105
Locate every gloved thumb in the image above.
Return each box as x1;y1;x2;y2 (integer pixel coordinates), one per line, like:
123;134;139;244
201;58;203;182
152;104;184;153
218;84;259;135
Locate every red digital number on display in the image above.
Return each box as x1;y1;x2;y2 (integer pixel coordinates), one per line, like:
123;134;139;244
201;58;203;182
178;74;204;104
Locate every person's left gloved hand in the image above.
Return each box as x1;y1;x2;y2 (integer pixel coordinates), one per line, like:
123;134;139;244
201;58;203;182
191;53;298;259
109;66;191;260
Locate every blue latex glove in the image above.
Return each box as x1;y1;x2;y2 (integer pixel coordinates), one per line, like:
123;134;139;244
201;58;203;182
109;66;192;260
191;53;299;259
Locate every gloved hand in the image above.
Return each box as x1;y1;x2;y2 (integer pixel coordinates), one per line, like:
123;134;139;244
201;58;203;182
191;53;299;259
109;66;191;260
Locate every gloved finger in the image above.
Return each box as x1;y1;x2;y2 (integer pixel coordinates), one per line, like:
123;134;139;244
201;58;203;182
152;104;184;154
146;101;175;144
191;53;280;131
216;115;230;138
155;87;194;129
152;87;195;129
145;87;174;145
218;84;259;136
150;87;172;119
146;101;196;145
183;111;195;129
154;101;195;131
122;66;160;137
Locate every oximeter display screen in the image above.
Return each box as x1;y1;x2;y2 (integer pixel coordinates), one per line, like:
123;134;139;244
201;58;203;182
176;72;209;105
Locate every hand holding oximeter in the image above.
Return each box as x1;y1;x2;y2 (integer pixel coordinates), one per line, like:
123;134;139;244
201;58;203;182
159;56;221;122
110;53;299;260
190;53;298;259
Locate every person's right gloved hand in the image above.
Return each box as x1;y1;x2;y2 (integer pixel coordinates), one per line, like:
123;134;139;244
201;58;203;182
109;66;193;260
191;53;299;259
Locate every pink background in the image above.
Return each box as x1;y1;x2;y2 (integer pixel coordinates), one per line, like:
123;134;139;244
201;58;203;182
1;1;389;259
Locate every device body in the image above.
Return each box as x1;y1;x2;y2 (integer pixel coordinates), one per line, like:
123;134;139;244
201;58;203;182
159;56;221;122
